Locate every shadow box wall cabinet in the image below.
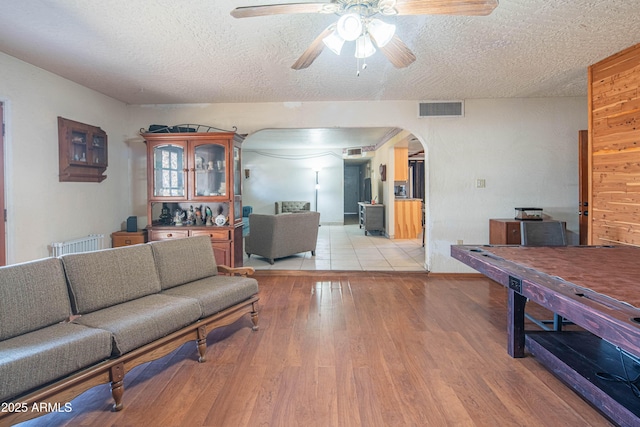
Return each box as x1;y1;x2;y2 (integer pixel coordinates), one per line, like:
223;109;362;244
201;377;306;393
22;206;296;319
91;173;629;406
58;117;108;182
142;130;244;267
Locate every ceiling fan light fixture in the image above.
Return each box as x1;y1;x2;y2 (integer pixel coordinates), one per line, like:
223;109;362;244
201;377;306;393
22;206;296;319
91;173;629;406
368;18;396;47
322;30;345;55
355;34;376;59
336;13;363;41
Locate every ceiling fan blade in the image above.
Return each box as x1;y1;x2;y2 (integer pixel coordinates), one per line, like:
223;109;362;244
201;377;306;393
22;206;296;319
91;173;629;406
231;2;339;18
394;0;499;16
377;35;416;68
291;26;334;70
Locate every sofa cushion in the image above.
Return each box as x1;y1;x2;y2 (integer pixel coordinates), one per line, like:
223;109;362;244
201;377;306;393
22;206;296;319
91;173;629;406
0;322;112;402
0;257;71;341
162;275;258;317
73;294;201;356
149;236;218;290
62;244;161;314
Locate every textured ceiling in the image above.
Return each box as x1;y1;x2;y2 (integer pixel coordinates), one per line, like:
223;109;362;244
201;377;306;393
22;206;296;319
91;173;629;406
1;0;639;105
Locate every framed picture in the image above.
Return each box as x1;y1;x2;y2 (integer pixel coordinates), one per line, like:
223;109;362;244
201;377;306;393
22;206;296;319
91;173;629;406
379;164;387;181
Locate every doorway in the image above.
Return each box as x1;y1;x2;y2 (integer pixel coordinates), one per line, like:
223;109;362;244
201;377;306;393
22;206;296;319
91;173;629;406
344;164;361;225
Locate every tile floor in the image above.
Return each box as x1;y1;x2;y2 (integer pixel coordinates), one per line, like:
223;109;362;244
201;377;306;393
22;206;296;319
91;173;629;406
243;221;426;271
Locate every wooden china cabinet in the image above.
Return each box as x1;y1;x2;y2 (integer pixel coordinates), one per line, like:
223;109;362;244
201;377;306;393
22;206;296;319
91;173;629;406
142;129;244;267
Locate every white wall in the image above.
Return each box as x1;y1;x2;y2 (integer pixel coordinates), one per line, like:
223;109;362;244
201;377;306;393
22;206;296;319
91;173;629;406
0;58;586;271
242;147;344;223
127;97;587;272
0;52;131;263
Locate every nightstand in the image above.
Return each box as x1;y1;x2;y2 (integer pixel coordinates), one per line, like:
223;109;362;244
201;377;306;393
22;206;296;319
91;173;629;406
111;230;147;248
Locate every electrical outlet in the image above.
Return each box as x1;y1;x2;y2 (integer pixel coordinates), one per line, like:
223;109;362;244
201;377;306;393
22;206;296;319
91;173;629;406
476;179;486;188
457;239;464;245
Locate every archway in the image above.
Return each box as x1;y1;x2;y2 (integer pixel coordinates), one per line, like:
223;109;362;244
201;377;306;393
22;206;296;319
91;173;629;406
241;127;429;271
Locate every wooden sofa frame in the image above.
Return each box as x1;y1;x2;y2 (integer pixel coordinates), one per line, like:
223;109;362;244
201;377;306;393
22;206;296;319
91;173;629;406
1;265;258;426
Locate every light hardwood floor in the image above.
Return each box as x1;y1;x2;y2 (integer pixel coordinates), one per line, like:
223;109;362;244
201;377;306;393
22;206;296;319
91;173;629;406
18;272;612;426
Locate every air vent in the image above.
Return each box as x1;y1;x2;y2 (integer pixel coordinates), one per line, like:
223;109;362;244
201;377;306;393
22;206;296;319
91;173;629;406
345;147;362;156
418;101;464;118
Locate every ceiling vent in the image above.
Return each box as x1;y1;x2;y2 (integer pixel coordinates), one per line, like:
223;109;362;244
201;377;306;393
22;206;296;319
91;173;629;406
343;146;375;160
418;101;464;118
345;147;363;156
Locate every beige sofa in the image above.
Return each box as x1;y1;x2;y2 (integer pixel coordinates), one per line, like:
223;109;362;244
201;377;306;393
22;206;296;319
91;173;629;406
245;211;320;264
0;235;259;425
275;200;310;214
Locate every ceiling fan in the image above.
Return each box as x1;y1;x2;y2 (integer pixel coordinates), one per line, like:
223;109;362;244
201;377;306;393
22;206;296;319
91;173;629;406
231;0;499;70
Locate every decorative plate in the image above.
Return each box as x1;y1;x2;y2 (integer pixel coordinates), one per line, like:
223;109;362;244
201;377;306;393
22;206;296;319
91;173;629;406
215;214;226;226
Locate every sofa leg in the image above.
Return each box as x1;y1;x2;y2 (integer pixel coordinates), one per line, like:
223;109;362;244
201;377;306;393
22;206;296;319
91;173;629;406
110;363;125;411
268;258;274;265
311;250;316;256
251;303;259;331
196;325;207;363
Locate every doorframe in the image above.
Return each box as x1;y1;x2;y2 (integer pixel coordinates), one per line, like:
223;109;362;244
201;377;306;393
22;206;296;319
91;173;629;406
0;102;5;265
578;130;588;245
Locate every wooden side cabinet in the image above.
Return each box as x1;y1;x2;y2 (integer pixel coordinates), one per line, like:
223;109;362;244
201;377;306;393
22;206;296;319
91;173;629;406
58;117;108;182
489;218;566;245
112;231;147;248
489;219;522;245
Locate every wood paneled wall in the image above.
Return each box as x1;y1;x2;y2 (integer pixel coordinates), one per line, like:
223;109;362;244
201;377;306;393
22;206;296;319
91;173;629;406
588;43;640;246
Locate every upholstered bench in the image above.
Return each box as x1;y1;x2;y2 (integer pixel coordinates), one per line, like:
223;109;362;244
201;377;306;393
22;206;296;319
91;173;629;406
275;200;310;214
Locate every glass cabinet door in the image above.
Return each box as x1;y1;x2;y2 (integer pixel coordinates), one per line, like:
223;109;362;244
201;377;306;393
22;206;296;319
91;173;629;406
233;146;241;196
70;129;88;163
153;144;185;197
193;143;226;197
91;133;107;166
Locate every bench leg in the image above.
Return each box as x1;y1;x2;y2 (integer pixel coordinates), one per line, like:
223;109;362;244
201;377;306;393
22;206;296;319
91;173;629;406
507;289;527;358
110;363;125;411
196;325;207;363
251;302;259;331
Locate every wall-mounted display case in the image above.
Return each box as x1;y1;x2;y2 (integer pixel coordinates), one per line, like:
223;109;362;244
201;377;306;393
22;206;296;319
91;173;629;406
58;117;108;182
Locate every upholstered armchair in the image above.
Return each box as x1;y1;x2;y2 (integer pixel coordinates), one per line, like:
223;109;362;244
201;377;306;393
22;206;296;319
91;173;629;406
245;211;320;264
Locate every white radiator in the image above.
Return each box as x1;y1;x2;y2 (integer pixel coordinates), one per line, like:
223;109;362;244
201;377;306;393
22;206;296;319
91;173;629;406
50;234;104;257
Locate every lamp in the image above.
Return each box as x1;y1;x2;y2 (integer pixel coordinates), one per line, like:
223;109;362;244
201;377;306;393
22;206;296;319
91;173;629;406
355;34;376;58
313;168;321;211
336;13;362;41
368;18;395;47
321;10;396;68
322;29;345;55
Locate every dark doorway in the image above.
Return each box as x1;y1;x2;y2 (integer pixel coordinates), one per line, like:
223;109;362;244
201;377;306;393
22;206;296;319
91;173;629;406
344;165;360;214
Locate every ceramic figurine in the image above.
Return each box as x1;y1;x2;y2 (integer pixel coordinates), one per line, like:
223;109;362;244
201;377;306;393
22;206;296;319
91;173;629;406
185;206;195;225
173;209;185;226
205;206;213;226
195;205;203;226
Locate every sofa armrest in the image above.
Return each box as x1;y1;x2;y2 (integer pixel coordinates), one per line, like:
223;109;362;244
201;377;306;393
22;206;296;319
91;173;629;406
217;265;255;276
